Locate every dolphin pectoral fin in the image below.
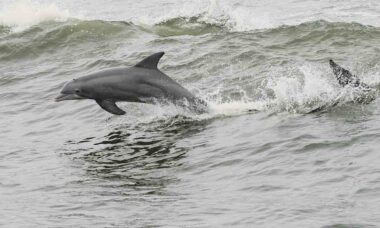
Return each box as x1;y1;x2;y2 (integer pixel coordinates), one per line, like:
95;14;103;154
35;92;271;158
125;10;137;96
134;52;165;70
96;99;126;115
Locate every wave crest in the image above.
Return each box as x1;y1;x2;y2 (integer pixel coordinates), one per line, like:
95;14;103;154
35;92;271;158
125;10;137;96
0;0;70;32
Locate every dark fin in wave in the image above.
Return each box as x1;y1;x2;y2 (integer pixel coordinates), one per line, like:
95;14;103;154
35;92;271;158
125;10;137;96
329;59;369;88
96;99;126;115
135;52;165;70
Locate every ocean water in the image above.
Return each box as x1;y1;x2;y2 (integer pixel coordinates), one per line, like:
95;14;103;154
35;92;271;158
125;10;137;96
1;0;380;227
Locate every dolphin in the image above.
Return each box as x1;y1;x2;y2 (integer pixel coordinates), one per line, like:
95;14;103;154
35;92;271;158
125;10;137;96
55;52;208;115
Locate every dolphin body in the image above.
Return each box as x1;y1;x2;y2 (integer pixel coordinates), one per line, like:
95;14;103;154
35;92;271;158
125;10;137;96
55;52;208;115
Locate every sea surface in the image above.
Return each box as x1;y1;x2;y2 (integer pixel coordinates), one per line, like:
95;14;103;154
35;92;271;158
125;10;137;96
1;0;380;227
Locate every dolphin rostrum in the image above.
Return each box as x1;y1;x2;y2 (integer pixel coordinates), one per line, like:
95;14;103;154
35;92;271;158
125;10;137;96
55;52;208;115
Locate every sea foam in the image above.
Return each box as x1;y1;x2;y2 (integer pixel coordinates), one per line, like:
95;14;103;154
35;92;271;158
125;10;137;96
0;0;70;31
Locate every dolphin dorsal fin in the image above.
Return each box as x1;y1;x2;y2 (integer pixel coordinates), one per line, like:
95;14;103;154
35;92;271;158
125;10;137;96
329;59;360;87
135;52;165;70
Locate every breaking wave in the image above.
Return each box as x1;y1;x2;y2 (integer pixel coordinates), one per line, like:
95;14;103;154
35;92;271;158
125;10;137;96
2;0;380;33
0;0;70;32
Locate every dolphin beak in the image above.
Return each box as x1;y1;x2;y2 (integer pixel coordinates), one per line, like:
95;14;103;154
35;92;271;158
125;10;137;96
55;93;83;102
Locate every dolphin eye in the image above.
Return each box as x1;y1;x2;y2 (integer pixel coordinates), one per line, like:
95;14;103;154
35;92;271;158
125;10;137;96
75;89;81;94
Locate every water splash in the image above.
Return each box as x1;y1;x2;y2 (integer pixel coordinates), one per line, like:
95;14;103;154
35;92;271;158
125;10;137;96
0;0;70;31
265;63;338;113
202;62;378;116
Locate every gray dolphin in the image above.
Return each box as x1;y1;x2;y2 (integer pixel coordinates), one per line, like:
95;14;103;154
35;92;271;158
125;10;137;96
55;52;208;115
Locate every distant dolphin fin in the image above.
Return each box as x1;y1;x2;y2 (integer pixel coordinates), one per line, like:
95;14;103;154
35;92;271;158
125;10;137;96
135;52;165;70
329;59;361;87
96;99;126;115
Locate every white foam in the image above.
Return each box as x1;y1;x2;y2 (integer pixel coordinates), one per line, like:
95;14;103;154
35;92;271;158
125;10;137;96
0;0;70;31
133;0;380;32
190;63;343;117
265;63;340;113
189;63;341;116
2;0;380;33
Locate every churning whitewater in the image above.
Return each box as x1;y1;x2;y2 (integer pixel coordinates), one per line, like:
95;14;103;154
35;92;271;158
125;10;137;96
1;0;380;227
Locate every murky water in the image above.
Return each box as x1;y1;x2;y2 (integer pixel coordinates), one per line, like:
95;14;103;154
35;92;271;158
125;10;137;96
1;0;380;227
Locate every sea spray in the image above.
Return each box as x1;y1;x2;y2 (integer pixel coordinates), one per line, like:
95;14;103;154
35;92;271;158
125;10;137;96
0;0;70;31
